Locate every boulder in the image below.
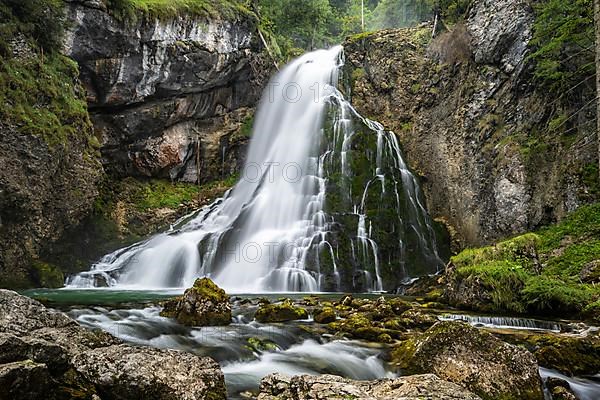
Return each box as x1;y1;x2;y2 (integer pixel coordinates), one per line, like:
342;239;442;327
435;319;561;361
257;373;482;399
313;307;336;324
0;360;53;400
392;321;543;400
73;344;226;400
545;377;578;400
0;289;76;335
160;278;231;326
254;299;308;323
0;290;227;400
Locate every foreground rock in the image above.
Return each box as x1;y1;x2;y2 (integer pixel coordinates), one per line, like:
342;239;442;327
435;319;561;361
392;321;543;400
160;277;232;326
254;299;308;323
0;289;226;400
257;373;482;399
73;345;225;400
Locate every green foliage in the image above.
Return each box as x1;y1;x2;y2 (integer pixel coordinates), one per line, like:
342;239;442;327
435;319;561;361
31;260;65;289
0;0;66;55
522;275;593;314
104;0;255;21
0;55;92;147
451;204;600;317
529;0;594;94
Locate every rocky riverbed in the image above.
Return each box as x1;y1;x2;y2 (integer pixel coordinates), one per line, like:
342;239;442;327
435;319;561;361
7;279;600;400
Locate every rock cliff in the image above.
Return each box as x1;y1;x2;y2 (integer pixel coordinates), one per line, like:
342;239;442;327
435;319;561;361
64;0;267;184
344;0;599;247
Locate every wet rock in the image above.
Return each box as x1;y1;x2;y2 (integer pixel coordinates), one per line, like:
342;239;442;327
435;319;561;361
506;332;600;376
313;307;337;324
257;373;482;399
255;299;308;323
392;321;543;400
73;344;226;400
545;377;578;400
160;277;231;326
327;313;399;342
246;337;278;353
0;360;54;400
397;308;438;330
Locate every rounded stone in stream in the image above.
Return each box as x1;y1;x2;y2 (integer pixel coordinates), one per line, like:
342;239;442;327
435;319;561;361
254;299;308;323
160;278;232;326
392;321;544;400
313;307;336;324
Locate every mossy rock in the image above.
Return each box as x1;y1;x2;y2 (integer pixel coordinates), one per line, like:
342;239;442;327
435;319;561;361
159;278;231;326
31;260;64;288
392;321;543;400
313;307;336;324
246;337;278;353
254;300;308;323
512;332;600;376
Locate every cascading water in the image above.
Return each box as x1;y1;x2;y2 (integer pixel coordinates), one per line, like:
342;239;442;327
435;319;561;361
67;46;443;292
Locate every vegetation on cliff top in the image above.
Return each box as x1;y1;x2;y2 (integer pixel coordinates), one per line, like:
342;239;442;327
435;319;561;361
449;203;600;318
0;0;95;149
105;0;255;21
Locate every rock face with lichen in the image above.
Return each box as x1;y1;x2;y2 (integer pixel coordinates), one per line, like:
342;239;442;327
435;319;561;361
257;373;482;400
343;0;598;249
392;321;544;400
160;277;232;326
0;289;226;399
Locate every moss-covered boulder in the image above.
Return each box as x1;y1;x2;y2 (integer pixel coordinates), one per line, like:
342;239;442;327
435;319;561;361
160;278;231;326
327;313;398;342
254;299;308;323
503;332;600;376
313;307;336;324
392;321;543;400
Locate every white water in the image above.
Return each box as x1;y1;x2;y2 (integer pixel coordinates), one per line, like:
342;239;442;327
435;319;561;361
438;313;563;332
67;46;441;292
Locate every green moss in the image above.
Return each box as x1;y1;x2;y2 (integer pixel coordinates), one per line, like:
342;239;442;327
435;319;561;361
0;55;93;148
238;114;254;137
449;204;600;317
254;299;308;323
191;277;228;303
105;0;255;22
30;260;64;288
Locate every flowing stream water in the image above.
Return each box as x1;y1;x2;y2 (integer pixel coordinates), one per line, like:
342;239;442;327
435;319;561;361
67;46;442;293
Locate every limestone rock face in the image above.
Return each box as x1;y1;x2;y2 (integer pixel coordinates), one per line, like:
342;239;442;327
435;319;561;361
257;373;482;400
344;0;598;249
0;289;226;400
392;321;543;400
160;277;232;326
63;2;268;184
467;0;533;73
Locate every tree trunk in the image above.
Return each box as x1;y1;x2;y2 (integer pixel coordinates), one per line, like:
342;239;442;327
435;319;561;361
595;0;600;178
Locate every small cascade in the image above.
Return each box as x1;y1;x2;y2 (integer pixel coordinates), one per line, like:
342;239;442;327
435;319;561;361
67;46;443;292
438;314;562;332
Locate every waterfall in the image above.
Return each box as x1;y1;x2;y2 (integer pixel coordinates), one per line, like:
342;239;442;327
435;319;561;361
67;46;443;292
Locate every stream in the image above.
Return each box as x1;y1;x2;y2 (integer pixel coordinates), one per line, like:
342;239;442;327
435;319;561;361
24;289;600;399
